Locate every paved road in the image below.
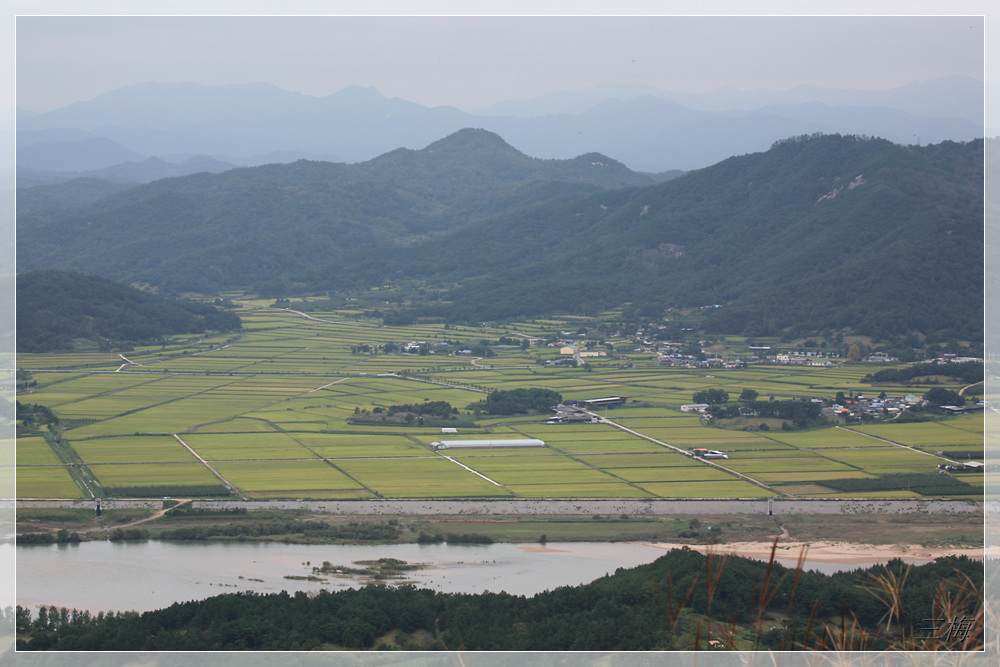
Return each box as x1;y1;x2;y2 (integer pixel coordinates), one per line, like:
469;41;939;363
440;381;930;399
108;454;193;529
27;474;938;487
17;497;985;516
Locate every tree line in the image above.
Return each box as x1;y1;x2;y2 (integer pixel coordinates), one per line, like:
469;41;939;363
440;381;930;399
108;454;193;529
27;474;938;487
470;388;563;415
863;361;983;385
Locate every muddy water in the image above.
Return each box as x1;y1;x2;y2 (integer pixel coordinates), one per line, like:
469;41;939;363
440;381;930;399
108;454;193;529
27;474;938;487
14;540;666;614
12;539;932;615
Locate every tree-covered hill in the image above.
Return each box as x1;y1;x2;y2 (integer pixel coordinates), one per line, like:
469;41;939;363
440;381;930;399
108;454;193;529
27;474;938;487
17;129;651;295
16;270;242;353
17;131;983;340
15;177;137;212
423;134;982;340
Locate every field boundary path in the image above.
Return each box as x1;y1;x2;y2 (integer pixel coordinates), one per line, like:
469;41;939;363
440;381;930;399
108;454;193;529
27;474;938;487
958;381;984;396
438;455;506;488
593;412;786;497
172;434;243;498
383;372;488;393
835;425;963;464
468;357;529;370
113;498;192;529
281;308;368;327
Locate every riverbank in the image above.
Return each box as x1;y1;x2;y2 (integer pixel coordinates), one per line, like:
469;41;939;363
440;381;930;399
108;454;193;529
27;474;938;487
646;540;991;564
15;503;986;549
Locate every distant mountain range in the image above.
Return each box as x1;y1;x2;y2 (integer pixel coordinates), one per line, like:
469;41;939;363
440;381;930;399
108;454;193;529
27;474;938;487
16;77;984;177
17;128;984;343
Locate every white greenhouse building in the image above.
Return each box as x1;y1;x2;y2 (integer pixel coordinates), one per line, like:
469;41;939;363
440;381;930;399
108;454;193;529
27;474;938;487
431;439;546;451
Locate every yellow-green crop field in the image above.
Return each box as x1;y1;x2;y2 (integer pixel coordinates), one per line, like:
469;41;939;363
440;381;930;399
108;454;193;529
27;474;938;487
15;308;984;500
16;437;62;465
17;465;84;499
211;460;367;497
850;422;984;448
70;436;198;463
89;462;220;487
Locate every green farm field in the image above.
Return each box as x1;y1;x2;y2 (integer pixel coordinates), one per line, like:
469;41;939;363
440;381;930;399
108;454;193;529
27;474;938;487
15;307;984;500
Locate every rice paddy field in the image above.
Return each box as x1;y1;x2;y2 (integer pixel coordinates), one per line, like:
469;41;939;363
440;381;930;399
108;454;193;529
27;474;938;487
14;307;984;500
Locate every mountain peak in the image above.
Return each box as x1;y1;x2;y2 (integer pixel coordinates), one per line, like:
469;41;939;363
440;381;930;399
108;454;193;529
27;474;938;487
423;128;521;155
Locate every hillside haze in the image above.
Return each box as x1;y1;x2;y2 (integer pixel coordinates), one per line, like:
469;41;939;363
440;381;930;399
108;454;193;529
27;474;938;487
16;78;984;176
17;129;982;343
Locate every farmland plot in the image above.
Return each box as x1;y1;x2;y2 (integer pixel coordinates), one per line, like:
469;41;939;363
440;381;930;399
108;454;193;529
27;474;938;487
545;439;668;455
71;436;199;464
182;433;319;461
335;457;514;498
819;447;951;474
637;480;776;498
90;462;220;488
15;436;62;465
16;465;84;498
211;460;369;498
16;308;983;500
763;428;892;449
574;452;703;468
849;422;985;450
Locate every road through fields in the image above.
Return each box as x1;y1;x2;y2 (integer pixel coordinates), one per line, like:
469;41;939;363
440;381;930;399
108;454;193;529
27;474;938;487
18;497;984;516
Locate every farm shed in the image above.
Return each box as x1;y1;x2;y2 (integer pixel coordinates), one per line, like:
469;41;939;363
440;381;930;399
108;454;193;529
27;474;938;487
431;439;546;450
580;396;628;407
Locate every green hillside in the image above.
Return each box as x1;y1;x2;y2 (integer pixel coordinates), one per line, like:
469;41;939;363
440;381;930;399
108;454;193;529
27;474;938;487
18;129;646;295
17;131;983;341
430;135;983;340
16;269;242;353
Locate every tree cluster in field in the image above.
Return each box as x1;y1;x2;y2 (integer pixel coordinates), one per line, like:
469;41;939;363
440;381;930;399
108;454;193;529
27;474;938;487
470;388;563;415
17;134;983;343
707;398;823;428
350;401;467;426
385;401;457;419
16;269;242;353
863;361;983;386
922;387;966;407
16;401;60;429
13;549;983;651
692;389;729;405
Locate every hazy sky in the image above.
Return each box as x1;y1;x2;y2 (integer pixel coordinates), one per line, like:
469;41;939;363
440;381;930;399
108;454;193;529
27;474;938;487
13;13;987;113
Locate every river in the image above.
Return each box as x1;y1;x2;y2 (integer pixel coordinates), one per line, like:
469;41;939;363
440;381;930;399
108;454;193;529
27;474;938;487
11;539;935;615
14;540;667;614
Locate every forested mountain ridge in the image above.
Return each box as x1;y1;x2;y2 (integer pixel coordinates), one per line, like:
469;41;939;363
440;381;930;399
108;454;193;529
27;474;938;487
17;131;983;341
17;129;653;295
16;270;242;353
404;134;983;340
